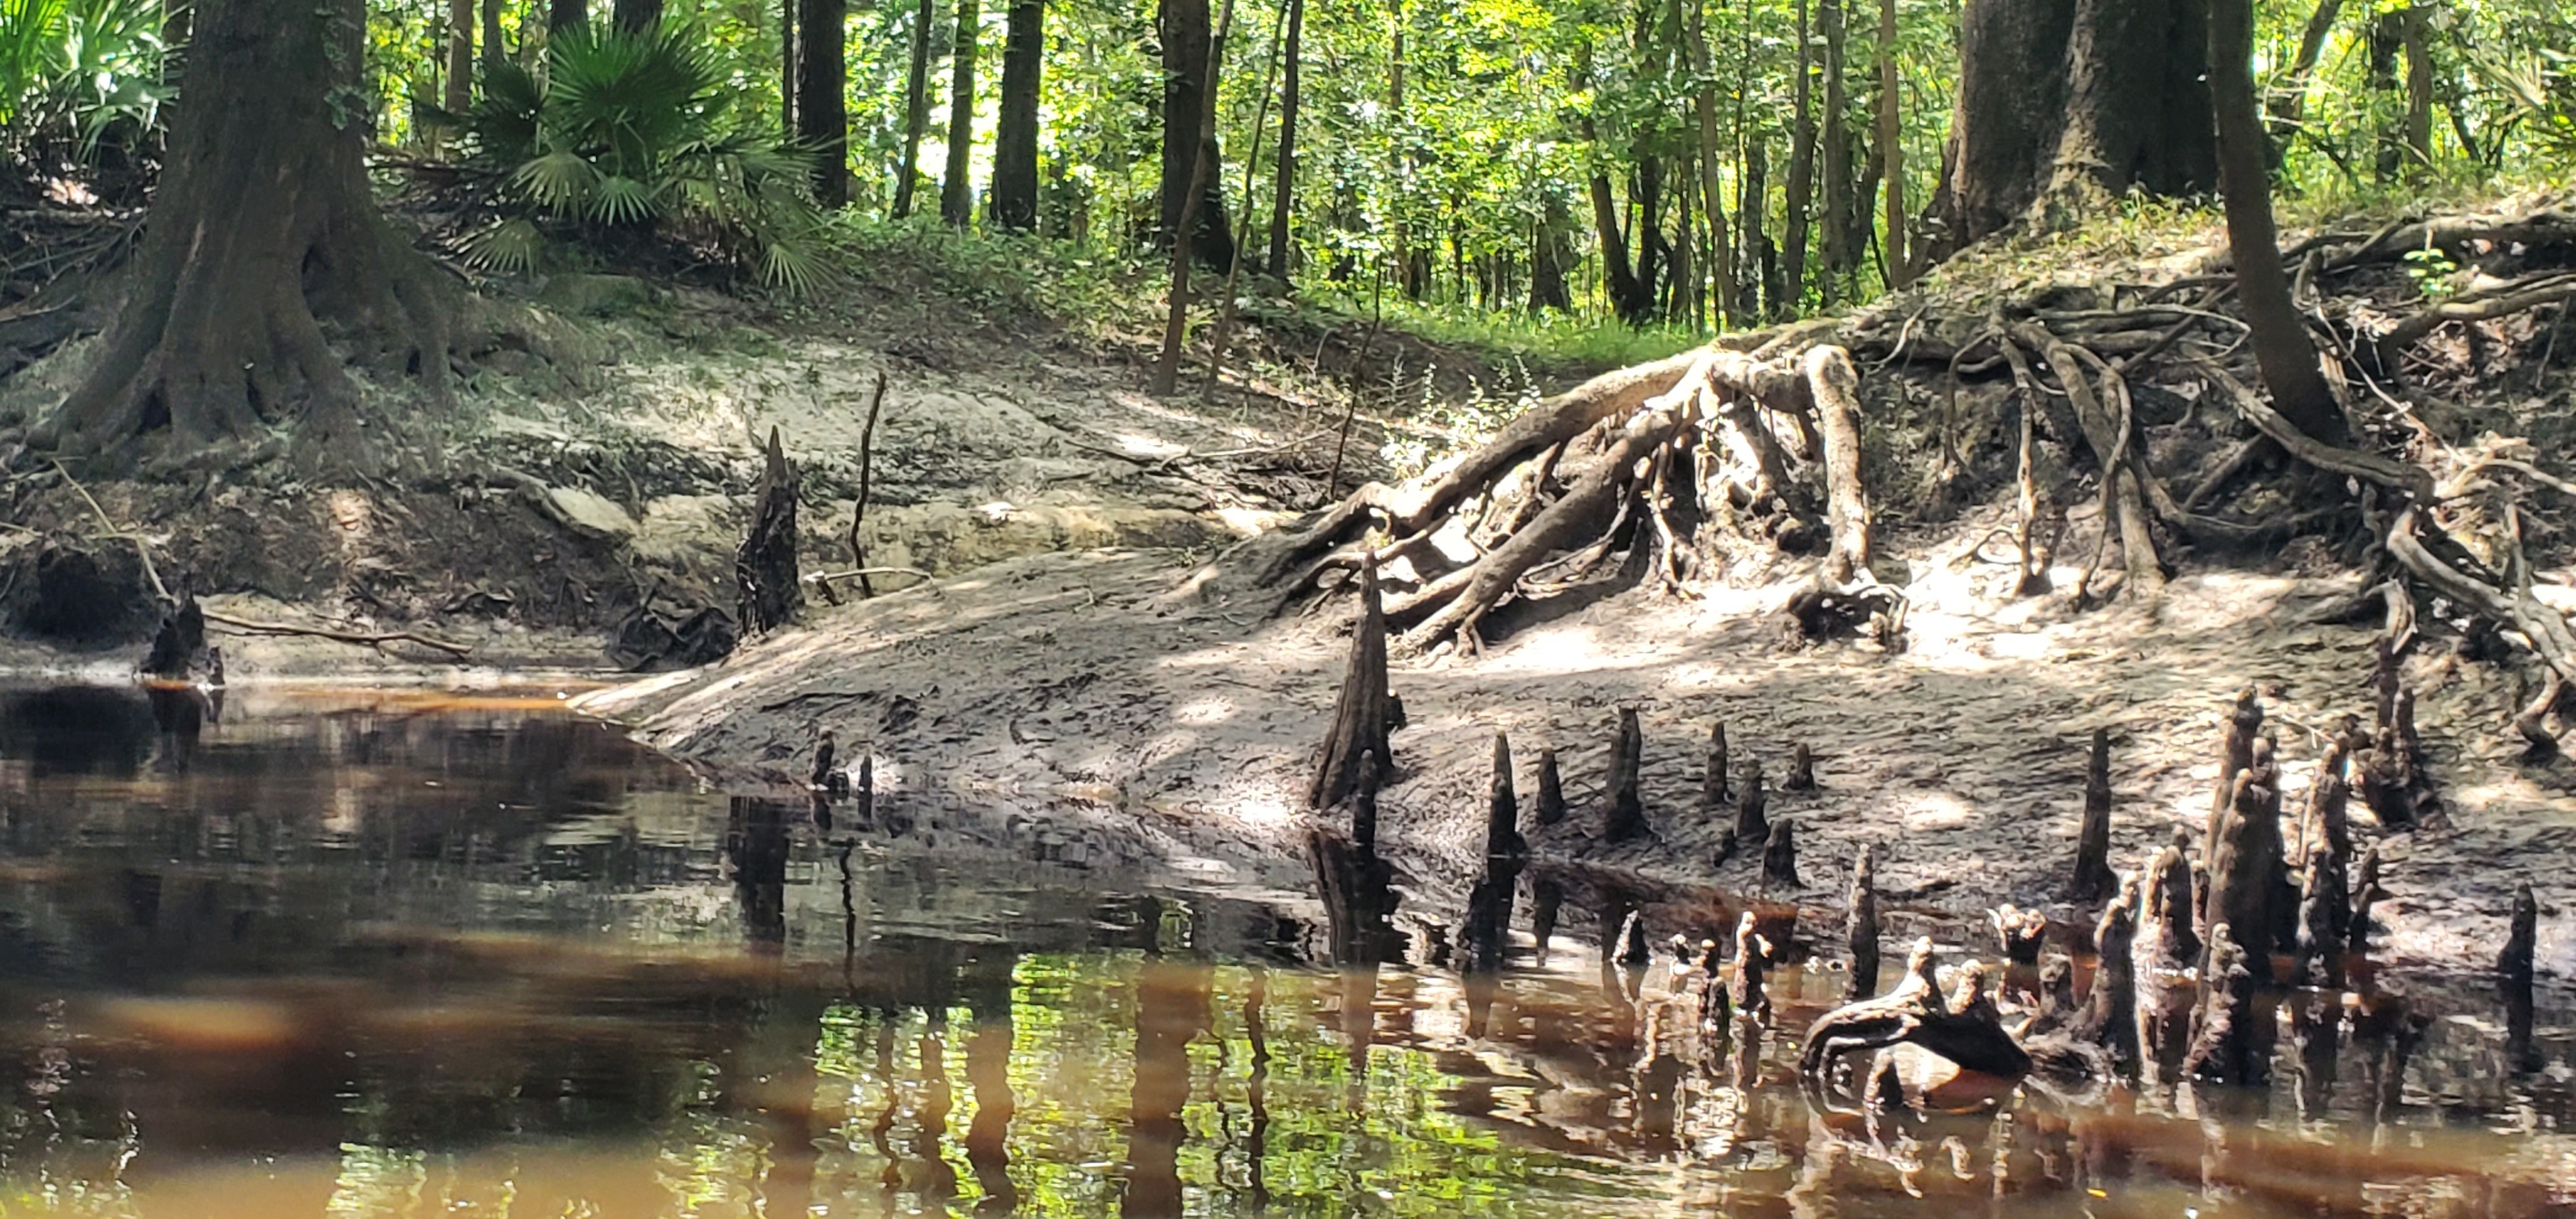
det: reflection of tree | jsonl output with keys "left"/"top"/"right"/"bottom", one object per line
{"left": 726, "top": 797, "right": 792, "bottom": 949}
{"left": 1122, "top": 950, "right": 1211, "bottom": 1218}
{"left": 963, "top": 951, "right": 1018, "bottom": 1215}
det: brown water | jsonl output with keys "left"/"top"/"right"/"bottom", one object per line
{"left": 0, "top": 684, "right": 2569, "bottom": 1218}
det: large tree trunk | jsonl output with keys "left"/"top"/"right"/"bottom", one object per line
{"left": 795, "top": 0, "right": 848, "bottom": 205}
{"left": 612, "top": 0, "right": 659, "bottom": 31}
{"left": 1938, "top": 0, "right": 2216, "bottom": 249}
{"left": 988, "top": 0, "right": 1041, "bottom": 229}
{"left": 940, "top": 0, "right": 977, "bottom": 227}
{"left": 46, "top": 0, "right": 452, "bottom": 475}
{"left": 1264, "top": 0, "right": 1303, "bottom": 278}
{"left": 2399, "top": 4, "right": 2432, "bottom": 172}
{"left": 893, "top": 0, "right": 934, "bottom": 218}
{"left": 1158, "top": 0, "right": 1234, "bottom": 267}
{"left": 2209, "top": 0, "right": 2344, "bottom": 443}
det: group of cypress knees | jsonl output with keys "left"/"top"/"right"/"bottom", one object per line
{"left": 1312, "top": 673, "right": 2545, "bottom": 1117}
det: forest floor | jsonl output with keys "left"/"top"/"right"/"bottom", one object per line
{"left": 5, "top": 192, "right": 2575, "bottom": 986}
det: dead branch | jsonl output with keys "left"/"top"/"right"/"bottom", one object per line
{"left": 203, "top": 610, "right": 473, "bottom": 659}
{"left": 846, "top": 371, "right": 890, "bottom": 599}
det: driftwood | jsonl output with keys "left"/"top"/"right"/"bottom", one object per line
{"left": 1309, "top": 559, "right": 1396, "bottom": 809}
{"left": 2072, "top": 727, "right": 2115, "bottom": 902}
{"left": 203, "top": 608, "right": 473, "bottom": 659}
{"left": 1846, "top": 844, "right": 1880, "bottom": 1000}
{"left": 1604, "top": 707, "right": 1648, "bottom": 843}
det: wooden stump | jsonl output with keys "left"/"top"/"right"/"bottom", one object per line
{"left": 1533, "top": 748, "right": 1566, "bottom": 827}
{"left": 1603, "top": 707, "right": 1648, "bottom": 843}
{"left": 1761, "top": 819, "right": 1799, "bottom": 887}
{"left": 735, "top": 425, "right": 804, "bottom": 634}
{"left": 1845, "top": 844, "right": 1880, "bottom": 1000}
{"left": 1483, "top": 732, "right": 1524, "bottom": 864}
{"left": 2071, "top": 727, "right": 2116, "bottom": 903}
{"left": 1783, "top": 742, "right": 1816, "bottom": 792}
{"left": 2499, "top": 882, "right": 2538, "bottom": 986}
{"left": 1700, "top": 721, "right": 1730, "bottom": 810}
{"left": 1310, "top": 558, "right": 1397, "bottom": 809}
{"left": 1733, "top": 757, "right": 1768, "bottom": 845}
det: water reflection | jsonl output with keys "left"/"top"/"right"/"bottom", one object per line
{"left": 0, "top": 684, "right": 2569, "bottom": 1218}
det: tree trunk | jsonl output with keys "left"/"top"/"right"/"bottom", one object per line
{"left": 1264, "top": 0, "right": 1303, "bottom": 278}
{"left": 1529, "top": 190, "right": 1572, "bottom": 312}
{"left": 445, "top": 0, "right": 474, "bottom": 114}
{"left": 1819, "top": 0, "right": 1850, "bottom": 305}
{"left": 2209, "top": 0, "right": 2345, "bottom": 443}
{"left": 550, "top": 0, "right": 583, "bottom": 32}
{"left": 1876, "top": 0, "right": 1906, "bottom": 286}
{"left": 480, "top": 0, "right": 503, "bottom": 66}
{"left": 2263, "top": 0, "right": 2343, "bottom": 160}
{"left": 1158, "top": 0, "right": 1235, "bottom": 266}
{"left": 1938, "top": 0, "right": 2217, "bottom": 249}
{"left": 1782, "top": 0, "right": 1815, "bottom": 312}
{"left": 47, "top": 0, "right": 452, "bottom": 475}
{"left": 1741, "top": 137, "right": 1771, "bottom": 319}
{"left": 2400, "top": 4, "right": 2432, "bottom": 172}
{"left": 940, "top": 0, "right": 977, "bottom": 227}
{"left": 988, "top": 0, "right": 1041, "bottom": 228}
{"left": 612, "top": 0, "right": 658, "bottom": 31}
{"left": 795, "top": 0, "right": 848, "bottom": 205}
{"left": 893, "top": 0, "right": 935, "bottom": 218}
{"left": 1687, "top": 0, "right": 1735, "bottom": 326}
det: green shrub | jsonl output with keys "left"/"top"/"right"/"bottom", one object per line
{"left": 426, "top": 21, "right": 825, "bottom": 292}
{"left": 0, "top": 0, "right": 169, "bottom": 166}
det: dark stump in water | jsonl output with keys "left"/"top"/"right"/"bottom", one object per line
{"left": 735, "top": 425, "right": 804, "bottom": 636}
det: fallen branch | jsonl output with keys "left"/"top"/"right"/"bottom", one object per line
{"left": 2376, "top": 274, "right": 2576, "bottom": 369}
{"left": 51, "top": 459, "right": 169, "bottom": 602}
{"left": 845, "top": 371, "right": 891, "bottom": 600}
{"left": 203, "top": 610, "right": 474, "bottom": 659}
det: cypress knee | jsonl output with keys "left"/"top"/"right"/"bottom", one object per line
{"left": 2499, "top": 882, "right": 2537, "bottom": 987}
{"left": 1733, "top": 757, "right": 1769, "bottom": 844}
{"left": 1534, "top": 748, "right": 1567, "bottom": 827}
{"left": 1604, "top": 707, "right": 1648, "bottom": 843}
{"left": 1701, "top": 721, "right": 1731, "bottom": 810}
{"left": 1845, "top": 843, "right": 1880, "bottom": 999}
{"left": 1784, "top": 742, "right": 1816, "bottom": 792}
{"left": 1310, "top": 556, "right": 1395, "bottom": 809}
{"left": 1762, "top": 819, "right": 1800, "bottom": 887}
{"left": 1483, "top": 733, "right": 1524, "bottom": 864}
{"left": 2073, "top": 726, "right": 2115, "bottom": 902}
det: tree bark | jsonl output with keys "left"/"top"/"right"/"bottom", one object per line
{"left": 612, "top": 0, "right": 659, "bottom": 31}
{"left": 940, "top": 0, "right": 978, "bottom": 227}
{"left": 988, "top": 0, "right": 1041, "bottom": 229}
{"left": 1264, "top": 0, "right": 1303, "bottom": 279}
{"left": 2209, "top": 0, "right": 2345, "bottom": 441}
{"left": 795, "top": 0, "right": 848, "bottom": 205}
{"left": 1782, "top": 0, "right": 1815, "bottom": 311}
{"left": 2400, "top": 4, "right": 2432, "bottom": 172}
{"left": 480, "top": 0, "right": 503, "bottom": 66}
{"left": 1876, "top": 0, "right": 1906, "bottom": 286}
{"left": 551, "top": 0, "right": 583, "bottom": 33}
{"left": 1937, "top": 0, "right": 2216, "bottom": 249}
{"left": 1529, "top": 190, "right": 1572, "bottom": 312}
{"left": 893, "top": 0, "right": 935, "bottom": 218}
{"left": 1158, "top": 0, "right": 1234, "bottom": 266}
{"left": 47, "top": 0, "right": 452, "bottom": 475}
{"left": 1820, "top": 0, "right": 1850, "bottom": 305}
{"left": 445, "top": 0, "right": 474, "bottom": 115}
